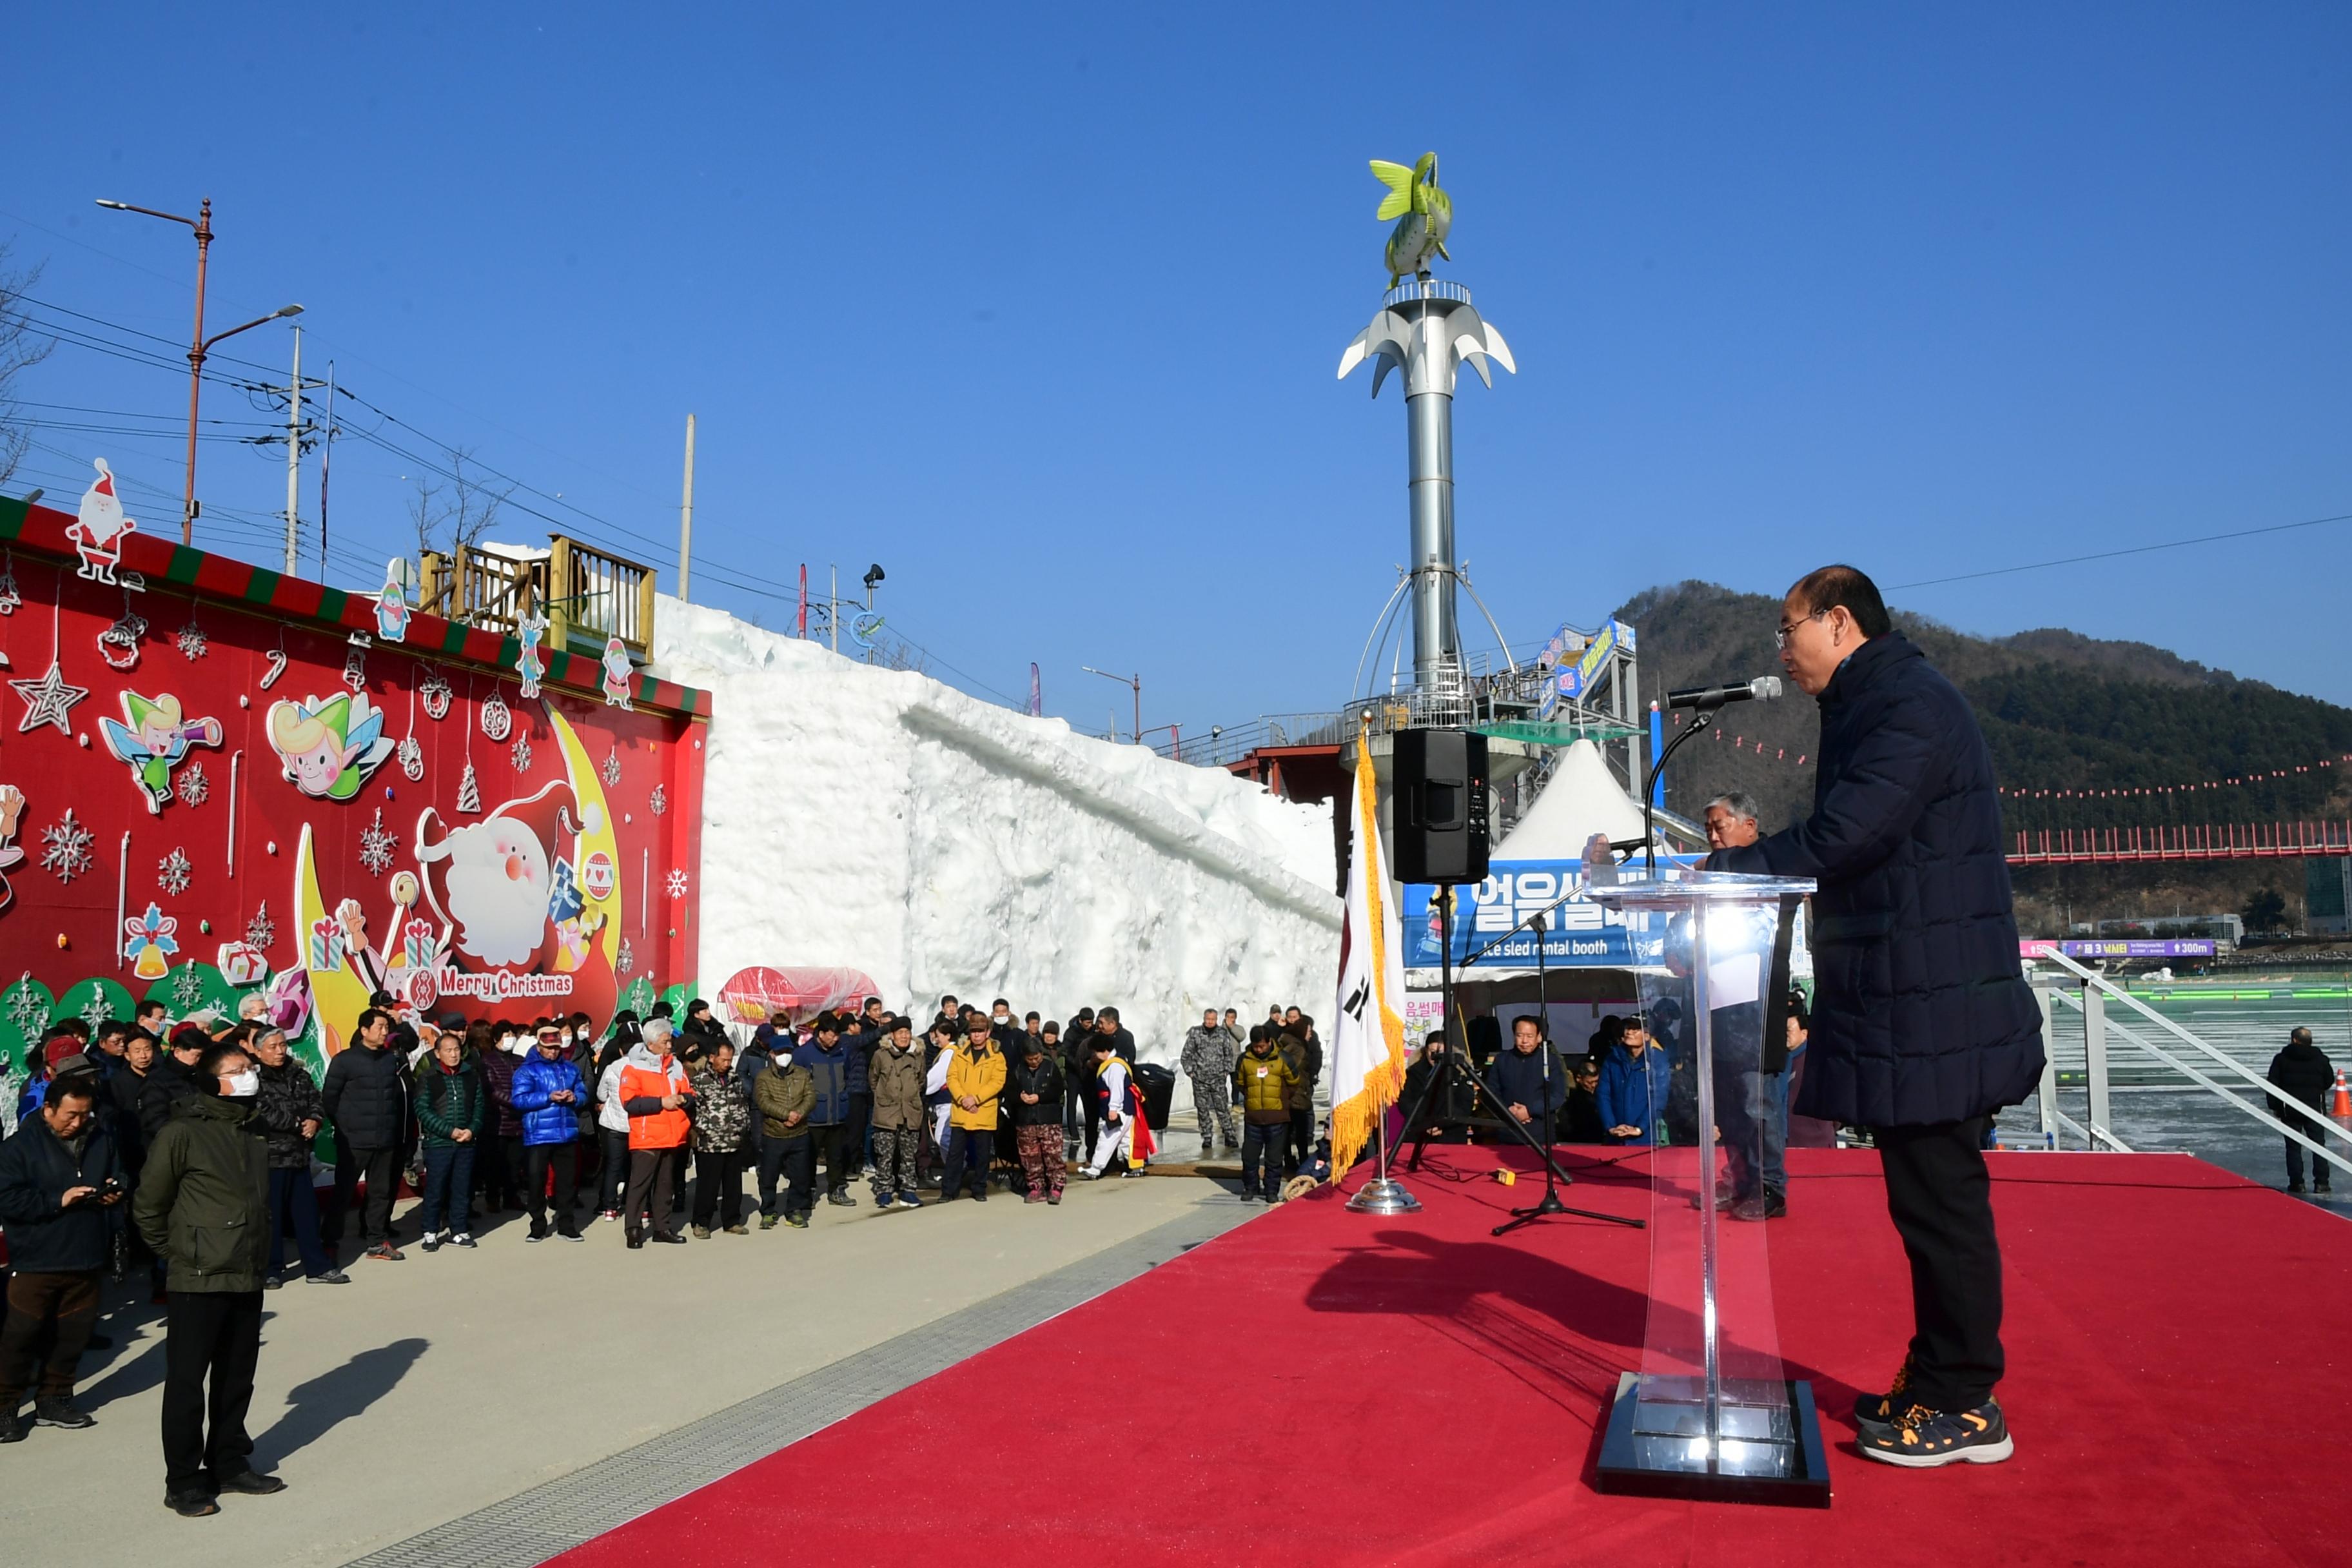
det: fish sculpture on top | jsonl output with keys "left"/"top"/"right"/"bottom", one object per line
{"left": 1370, "top": 152, "right": 1453, "bottom": 288}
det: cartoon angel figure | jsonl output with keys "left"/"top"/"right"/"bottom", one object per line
{"left": 0, "top": 784, "right": 24, "bottom": 914}
{"left": 97, "top": 691, "right": 223, "bottom": 814}
{"left": 266, "top": 691, "right": 396, "bottom": 801}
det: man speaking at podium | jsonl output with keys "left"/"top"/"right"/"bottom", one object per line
{"left": 1705, "top": 564, "right": 2044, "bottom": 1469}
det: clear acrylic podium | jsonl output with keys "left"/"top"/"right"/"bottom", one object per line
{"left": 1585, "top": 869, "right": 1830, "bottom": 1505}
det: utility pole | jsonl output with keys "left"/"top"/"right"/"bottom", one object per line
{"left": 281, "top": 327, "right": 302, "bottom": 574}
{"left": 676, "top": 413, "right": 696, "bottom": 601}
{"left": 317, "top": 360, "right": 335, "bottom": 579}
{"left": 830, "top": 563, "right": 839, "bottom": 653}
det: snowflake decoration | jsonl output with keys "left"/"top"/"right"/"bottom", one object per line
{"left": 40, "top": 810, "right": 94, "bottom": 883}
{"left": 616, "top": 937, "right": 633, "bottom": 975}
{"left": 158, "top": 846, "right": 192, "bottom": 896}
{"left": 176, "top": 620, "right": 208, "bottom": 660}
{"left": 511, "top": 734, "right": 533, "bottom": 774}
{"left": 666, "top": 868, "right": 689, "bottom": 899}
{"left": 419, "top": 669, "right": 452, "bottom": 720}
{"left": 601, "top": 747, "right": 622, "bottom": 787}
{"left": 172, "top": 963, "right": 206, "bottom": 1008}
{"left": 80, "top": 993, "right": 114, "bottom": 1031}
{"left": 5, "top": 978, "right": 45, "bottom": 1034}
{"left": 358, "top": 807, "right": 397, "bottom": 877}
{"left": 177, "top": 762, "right": 210, "bottom": 807}
{"left": 649, "top": 783, "right": 667, "bottom": 816}
{"left": 480, "top": 694, "right": 512, "bottom": 742}
{"left": 245, "top": 903, "right": 276, "bottom": 952}
{"left": 456, "top": 761, "right": 482, "bottom": 814}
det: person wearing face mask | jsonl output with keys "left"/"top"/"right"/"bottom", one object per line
{"left": 133, "top": 1040, "right": 283, "bottom": 1515}
{"left": 470, "top": 1021, "right": 527, "bottom": 1220}
{"left": 248, "top": 1028, "right": 344, "bottom": 1287}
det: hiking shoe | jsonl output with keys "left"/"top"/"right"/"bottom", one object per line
{"left": 1047, "top": 1192, "right": 1062, "bottom": 1205}
{"left": 308, "top": 1269, "right": 351, "bottom": 1284}
{"left": 1854, "top": 1353, "right": 1916, "bottom": 1428}
{"left": 215, "top": 1469, "right": 286, "bottom": 1494}
{"left": 1729, "top": 1193, "right": 1788, "bottom": 1221}
{"left": 785, "top": 1213, "right": 810, "bottom": 1229}
{"left": 166, "top": 1487, "right": 219, "bottom": 1517}
{"left": 691, "top": 1224, "right": 712, "bottom": 1239}
{"left": 2290, "top": 1180, "right": 2308, "bottom": 1193}
{"left": 827, "top": 1191, "right": 858, "bottom": 1208}
{"left": 1857, "top": 1401, "right": 2014, "bottom": 1467}
{"left": 760, "top": 1214, "right": 779, "bottom": 1230}
{"left": 723, "top": 1224, "right": 750, "bottom": 1235}
{"left": 366, "top": 1243, "right": 405, "bottom": 1262}
{"left": 0, "top": 1410, "right": 26, "bottom": 1443}
{"left": 33, "top": 1396, "right": 93, "bottom": 1429}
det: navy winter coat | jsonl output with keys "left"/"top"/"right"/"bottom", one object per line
{"left": 321, "top": 1041, "right": 411, "bottom": 1151}
{"left": 1710, "top": 632, "right": 2044, "bottom": 1127}
{"left": 1485, "top": 1044, "right": 1570, "bottom": 1120}
{"left": 792, "top": 1039, "right": 851, "bottom": 1126}
{"left": 511, "top": 1053, "right": 590, "bottom": 1146}
{"left": 0, "top": 1111, "right": 121, "bottom": 1274}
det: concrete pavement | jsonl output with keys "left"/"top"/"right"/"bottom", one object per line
{"left": 0, "top": 1169, "right": 1257, "bottom": 1566}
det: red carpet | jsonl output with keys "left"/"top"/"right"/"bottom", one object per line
{"left": 553, "top": 1148, "right": 2352, "bottom": 1567}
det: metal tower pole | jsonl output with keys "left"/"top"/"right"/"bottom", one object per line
{"left": 282, "top": 326, "right": 302, "bottom": 575}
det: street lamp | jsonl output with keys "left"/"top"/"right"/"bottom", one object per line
{"left": 1081, "top": 665, "right": 1141, "bottom": 743}
{"left": 96, "top": 197, "right": 302, "bottom": 546}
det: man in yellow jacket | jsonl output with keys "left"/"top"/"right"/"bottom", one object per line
{"left": 943, "top": 1024, "right": 1006, "bottom": 1202}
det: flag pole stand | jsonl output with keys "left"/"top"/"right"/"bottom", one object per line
{"left": 1348, "top": 1110, "right": 1421, "bottom": 1213}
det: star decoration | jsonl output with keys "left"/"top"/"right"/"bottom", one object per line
{"left": 11, "top": 660, "right": 90, "bottom": 736}
{"left": 159, "top": 846, "right": 193, "bottom": 896}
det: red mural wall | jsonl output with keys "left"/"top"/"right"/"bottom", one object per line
{"left": 0, "top": 480, "right": 705, "bottom": 1079}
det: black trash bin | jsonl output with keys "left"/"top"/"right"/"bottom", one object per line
{"left": 1133, "top": 1063, "right": 1175, "bottom": 1132}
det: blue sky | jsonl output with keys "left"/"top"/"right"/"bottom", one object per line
{"left": 5, "top": 3, "right": 2347, "bottom": 729}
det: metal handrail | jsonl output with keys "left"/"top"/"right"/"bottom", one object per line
{"left": 2039, "top": 950, "right": 2352, "bottom": 1179}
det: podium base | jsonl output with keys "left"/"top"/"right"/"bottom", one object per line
{"left": 1345, "top": 1177, "right": 1424, "bottom": 1215}
{"left": 1594, "top": 1371, "right": 1831, "bottom": 1506}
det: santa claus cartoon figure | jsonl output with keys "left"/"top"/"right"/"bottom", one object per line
{"left": 68, "top": 458, "right": 138, "bottom": 584}
{"left": 600, "top": 636, "right": 634, "bottom": 709}
{"left": 413, "top": 779, "right": 600, "bottom": 971}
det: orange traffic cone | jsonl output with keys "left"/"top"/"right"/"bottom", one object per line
{"left": 2331, "top": 1070, "right": 2351, "bottom": 1124}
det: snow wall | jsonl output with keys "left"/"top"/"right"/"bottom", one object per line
{"left": 651, "top": 596, "right": 1341, "bottom": 1069}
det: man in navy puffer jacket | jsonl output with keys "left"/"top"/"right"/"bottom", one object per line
{"left": 1707, "top": 565, "right": 2043, "bottom": 1470}
{"left": 510, "top": 1024, "right": 589, "bottom": 1242}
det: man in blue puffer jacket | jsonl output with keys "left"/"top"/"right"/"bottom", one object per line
{"left": 1596, "top": 1020, "right": 1672, "bottom": 1146}
{"left": 790, "top": 1017, "right": 856, "bottom": 1207}
{"left": 510, "top": 1023, "right": 589, "bottom": 1242}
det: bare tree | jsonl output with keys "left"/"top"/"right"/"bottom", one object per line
{"left": 409, "top": 447, "right": 509, "bottom": 560}
{"left": 0, "top": 244, "right": 56, "bottom": 488}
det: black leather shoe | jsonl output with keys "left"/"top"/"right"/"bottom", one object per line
{"left": 215, "top": 1469, "right": 286, "bottom": 1494}
{"left": 625, "top": 1230, "right": 645, "bottom": 1250}
{"left": 165, "top": 1488, "right": 219, "bottom": 1516}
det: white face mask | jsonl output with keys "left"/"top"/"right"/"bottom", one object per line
{"left": 560, "top": 1028, "right": 574, "bottom": 1044}
{"left": 224, "top": 1070, "right": 260, "bottom": 1098}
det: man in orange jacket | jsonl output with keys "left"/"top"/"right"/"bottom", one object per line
{"left": 617, "top": 1018, "right": 693, "bottom": 1248}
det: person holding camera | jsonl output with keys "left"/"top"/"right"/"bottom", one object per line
{"left": 0, "top": 1073, "right": 122, "bottom": 1442}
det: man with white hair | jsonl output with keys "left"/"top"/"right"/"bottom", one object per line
{"left": 615, "top": 1018, "right": 692, "bottom": 1248}
{"left": 1704, "top": 791, "right": 1763, "bottom": 851}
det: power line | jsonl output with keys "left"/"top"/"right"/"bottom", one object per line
{"left": 1886, "top": 509, "right": 2352, "bottom": 592}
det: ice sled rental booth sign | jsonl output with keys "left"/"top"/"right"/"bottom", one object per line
{"left": 0, "top": 485, "right": 707, "bottom": 1080}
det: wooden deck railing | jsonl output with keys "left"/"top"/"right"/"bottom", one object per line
{"left": 417, "top": 534, "right": 656, "bottom": 659}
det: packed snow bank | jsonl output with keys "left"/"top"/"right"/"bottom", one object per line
{"left": 652, "top": 596, "right": 1340, "bottom": 1068}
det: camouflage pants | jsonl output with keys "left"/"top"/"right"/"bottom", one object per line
{"left": 1191, "top": 1077, "right": 1235, "bottom": 1150}
{"left": 1015, "top": 1124, "right": 1064, "bottom": 1198}
{"left": 869, "top": 1125, "right": 920, "bottom": 1201}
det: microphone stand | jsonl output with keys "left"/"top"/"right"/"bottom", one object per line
{"left": 1493, "top": 910, "right": 1581, "bottom": 1237}
{"left": 1641, "top": 699, "right": 1731, "bottom": 872}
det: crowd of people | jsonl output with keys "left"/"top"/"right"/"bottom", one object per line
{"left": 0, "top": 986, "right": 1318, "bottom": 1511}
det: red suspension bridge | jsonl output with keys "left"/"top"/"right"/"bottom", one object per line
{"left": 2008, "top": 821, "right": 2352, "bottom": 865}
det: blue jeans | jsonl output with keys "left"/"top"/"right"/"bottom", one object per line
{"left": 1718, "top": 1065, "right": 1787, "bottom": 1200}
{"left": 420, "top": 1142, "right": 477, "bottom": 1236}
{"left": 267, "top": 1167, "right": 331, "bottom": 1279}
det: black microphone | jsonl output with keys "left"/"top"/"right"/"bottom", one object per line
{"left": 1666, "top": 675, "right": 1783, "bottom": 709}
